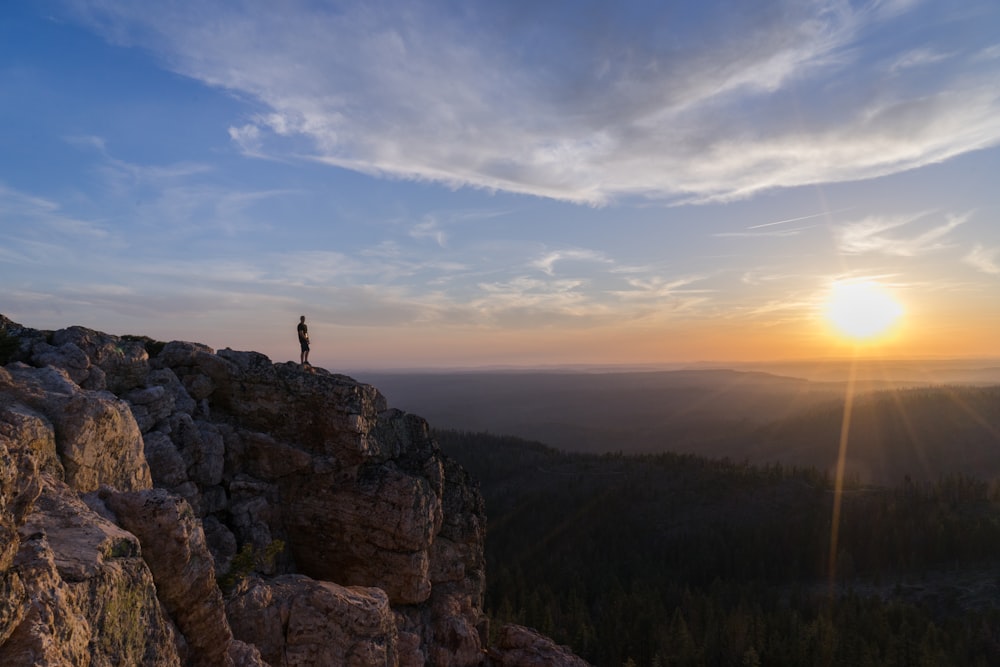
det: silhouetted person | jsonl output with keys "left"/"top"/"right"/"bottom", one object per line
{"left": 297, "top": 315, "right": 310, "bottom": 365}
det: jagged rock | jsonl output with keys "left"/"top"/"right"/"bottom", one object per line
{"left": 434, "top": 456, "right": 487, "bottom": 597}
{"left": 169, "top": 415, "right": 225, "bottom": 487}
{"left": 1, "top": 478, "right": 183, "bottom": 666}
{"left": 488, "top": 625, "right": 592, "bottom": 667}
{"left": 0, "top": 364, "right": 152, "bottom": 493}
{"left": 0, "top": 567, "right": 25, "bottom": 654}
{"left": 143, "top": 430, "right": 189, "bottom": 488}
{"left": 2, "top": 531, "right": 94, "bottom": 665}
{"left": 30, "top": 341, "right": 92, "bottom": 386}
{"left": 2, "top": 315, "right": 577, "bottom": 666}
{"left": 126, "top": 383, "right": 176, "bottom": 433}
{"left": 178, "top": 350, "right": 449, "bottom": 605}
{"left": 147, "top": 367, "right": 198, "bottom": 418}
{"left": 50, "top": 326, "right": 150, "bottom": 394}
{"left": 403, "top": 455, "right": 488, "bottom": 666}
{"left": 227, "top": 473, "right": 284, "bottom": 567}
{"left": 226, "top": 574, "right": 397, "bottom": 667}
{"left": 228, "top": 638, "right": 269, "bottom": 666}
{"left": 427, "top": 588, "right": 486, "bottom": 666}
{"left": 203, "top": 350, "right": 388, "bottom": 463}
{"left": 202, "top": 515, "right": 238, "bottom": 571}
{"left": 200, "top": 484, "right": 228, "bottom": 515}
{"left": 282, "top": 455, "right": 443, "bottom": 604}
{"left": 0, "top": 399, "right": 52, "bottom": 516}
{"left": 101, "top": 487, "right": 235, "bottom": 667}
{"left": 224, "top": 429, "right": 313, "bottom": 481}
{"left": 0, "top": 315, "right": 37, "bottom": 365}
{"left": 0, "top": 409, "right": 43, "bottom": 649}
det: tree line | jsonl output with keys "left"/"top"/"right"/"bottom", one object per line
{"left": 436, "top": 429, "right": 1000, "bottom": 666}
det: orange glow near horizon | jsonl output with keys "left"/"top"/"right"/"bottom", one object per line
{"left": 127, "top": 287, "right": 999, "bottom": 371}
{"left": 299, "top": 303, "right": 1000, "bottom": 370}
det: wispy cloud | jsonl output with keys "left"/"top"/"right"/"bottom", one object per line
{"left": 964, "top": 244, "right": 1000, "bottom": 275}
{"left": 409, "top": 215, "right": 449, "bottom": 247}
{"left": 0, "top": 184, "right": 111, "bottom": 243}
{"left": 57, "top": 139, "right": 300, "bottom": 240}
{"left": 887, "top": 47, "right": 954, "bottom": 74}
{"left": 469, "top": 276, "right": 603, "bottom": 327}
{"left": 975, "top": 44, "right": 1000, "bottom": 62}
{"left": 741, "top": 271, "right": 801, "bottom": 286}
{"left": 533, "top": 249, "right": 611, "bottom": 276}
{"left": 613, "top": 274, "right": 710, "bottom": 300}
{"left": 61, "top": 0, "right": 1000, "bottom": 204}
{"left": 604, "top": 274, "right": 714, "bottom": 319}
{"left": 836, "top": 211, "right": 969, "bottom": 256}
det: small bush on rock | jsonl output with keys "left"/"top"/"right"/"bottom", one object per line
{"left": 220, "top": 539, "right": 285, "bottom": 592}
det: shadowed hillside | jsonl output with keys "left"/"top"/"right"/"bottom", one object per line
{"left": 360, "top": 371, "right": 1000, "bottom": 485}
{"left": 743, "top": 385, "right": 1000, "bottom": 484}
{"left": 357, "top": 370, "right": 845, "bottom": 455}
{"left": 438, "top": 430, "right": 1000, "bottom": 666}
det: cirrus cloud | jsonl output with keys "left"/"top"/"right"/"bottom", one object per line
{"left": 60, "top": 0, "right": 1000, "bottom": 205}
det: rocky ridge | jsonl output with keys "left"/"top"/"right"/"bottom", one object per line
{"left": 0, "top": 315, "right": 588, "bottom": 666}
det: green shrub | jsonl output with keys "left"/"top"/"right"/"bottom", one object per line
{"left": 219, "top": 539, "right": 285, "bottom": 592}
{"left": 0, "top": 327, "right": 21, "bottom": 365}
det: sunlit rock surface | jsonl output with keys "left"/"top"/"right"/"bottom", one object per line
{"left": 0, "top": 313, "right": 588, "bottom": 666}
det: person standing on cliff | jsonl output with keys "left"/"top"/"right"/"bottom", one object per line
{"left": 297, "top": 315, "right": 310, "bottom": 366}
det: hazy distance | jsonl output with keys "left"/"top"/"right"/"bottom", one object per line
{"left": 356, "top": 358, "right": 1000, "bottom": 485}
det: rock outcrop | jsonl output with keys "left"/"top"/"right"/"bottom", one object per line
{"left": 226, "top": 575, "right": 397, "bottom": 666}
{"left": 487, "top": 626, "right": 591, "bottom": 667}
{"left": 0, "top": 315, "right": 589, "bottom": 666}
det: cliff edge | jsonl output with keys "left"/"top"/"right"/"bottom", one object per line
{"left": 0, "top": 315, "right": 587, "bottom": 666}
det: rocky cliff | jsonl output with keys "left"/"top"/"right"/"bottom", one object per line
{"left": 0, "top": 315, "right": 588, "bottom": 666}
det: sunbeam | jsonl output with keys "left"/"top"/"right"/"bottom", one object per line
{"left": 828, "top": 354, "right": 858, "bottom": 594}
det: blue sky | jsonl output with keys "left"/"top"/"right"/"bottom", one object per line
{"left": 2, "top": 1, "right": 1000, "bottom": 369}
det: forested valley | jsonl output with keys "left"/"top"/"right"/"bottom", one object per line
{"left": 437, "top": 430, "right": 1000, "bottom": 666}
{"left": 365, "top": 371, "right": 1000, "bottom": 485}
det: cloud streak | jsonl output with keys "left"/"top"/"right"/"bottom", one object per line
{"left": 835, "top": 212, "right": 970, "bottom": 257}
{"left": 964, "top": 244, "right": 1000, "bottom": 275}
{"left": 61, "top": 0, "right": 1000, "bottom": 204}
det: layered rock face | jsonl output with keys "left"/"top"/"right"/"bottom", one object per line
{"left": 0, "top": 315, "right": 586, "bottom": 666}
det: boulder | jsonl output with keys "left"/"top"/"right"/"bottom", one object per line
{"left": 281, "top": 458, "right": 442, "bottom": 604}
{"left": 125, "top": 383, "right": 176, "bottom": 433}
{"left": 488, "top": 625, "right": 592, "bottom": 667}
{"left": 50, "top": 326, "right": 150, "bottom": 394}
{"left": 30, "top": 341, "right": 92, "bottom": 386}
{"left": 0, "top": 410, "right": 43, "bottom": 649}
{"left": 0, "top": 364, "right": 152, "bottom": 493}
{"left": 101, "top": 487, "right": 235, "bottom": 667}
{"left": 226, "top": 574, "right": 397, "bottom": 667}
{"left": 194, "top": 350, "right": 388, "bottom": 464}
{"left": 0, "top": 478, "right": 182, "bottom": 666}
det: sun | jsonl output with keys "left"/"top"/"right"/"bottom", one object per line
{"left": 824, "top": 280, "right": 904, "bottom": 341}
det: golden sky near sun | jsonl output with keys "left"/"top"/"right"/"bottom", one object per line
{"left": 823, "top": 281, "right": 905, "bottom": 342}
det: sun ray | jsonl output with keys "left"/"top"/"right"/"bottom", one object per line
{"left": 828, "top": 355, "right": 858, "bottom": 594}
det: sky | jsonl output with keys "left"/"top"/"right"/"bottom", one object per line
{"left": 2, "top": 0, "right": 1000, "bottom": 371}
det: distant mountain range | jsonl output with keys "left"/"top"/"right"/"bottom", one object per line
{"left": 357, "top": 366, "right": 1000, "bottom": 484}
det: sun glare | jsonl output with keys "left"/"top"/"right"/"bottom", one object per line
{"left": 824, "top": 280, "right": 904, "bottom": 341}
